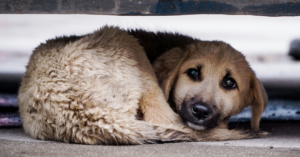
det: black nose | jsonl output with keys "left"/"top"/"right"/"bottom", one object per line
{"left": 191, "top": 104, "right": 212, "bottom": 120}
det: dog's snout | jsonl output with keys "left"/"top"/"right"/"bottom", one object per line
{"left": 191, "top": 104, "right": 212, "bottom": 120}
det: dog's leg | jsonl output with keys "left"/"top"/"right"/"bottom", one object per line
{"left": 193, "top": 128, "right": 267, "bottom": 141}
{"left": 132, "top": 50, "right": 183, "bottom": 127}
{"left": 139, "top": 81, "right": 181, "bottom": 125}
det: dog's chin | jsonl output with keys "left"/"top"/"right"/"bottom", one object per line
{"left": 186, "top": 122, "right": 206, "bottom": 131}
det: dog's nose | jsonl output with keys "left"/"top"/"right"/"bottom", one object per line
{"left": 191, "top": 104, "right": 212, "bottom": 120}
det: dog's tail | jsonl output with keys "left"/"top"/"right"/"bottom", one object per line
{"left": 63, "top": 121, "right": 267, "bottom": 145}
{"left": 26, "top": 117, "right": 266, "bottom": 145}
{"left": 57, "top": 121, "right": 196, "bottom": 145}
{"left": 23, "top": 111, "right": 265, "bottom": 145}
{"left": 151, "top": 125, "right": 267, "bottom": 143}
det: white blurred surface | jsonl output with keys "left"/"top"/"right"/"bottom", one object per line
{"left": 0, "top": 14, "right": 300, "bottom": 81}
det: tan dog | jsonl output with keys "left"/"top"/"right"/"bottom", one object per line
{"left": 18, "top": 26, "right": 267, "bottom": 145}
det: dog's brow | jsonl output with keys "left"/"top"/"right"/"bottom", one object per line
{"left": 197, "top": 65, "right": 202, "bottom": 71}
{"left": 225, "top": 69, "right": 231, "bottom": 78}
{"left": 197, "top": 65, "right": 203, "bottom": 81}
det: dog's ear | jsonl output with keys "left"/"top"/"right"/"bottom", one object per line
{"left": 153, "top": 45, "right": 195, "bottom": 101}
{"left": 249, "top": 72, "right": 268, "bottom": 131}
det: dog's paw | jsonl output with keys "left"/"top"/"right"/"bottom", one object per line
{"left": 242, "top": 130, "right": 269, "bottom": 138}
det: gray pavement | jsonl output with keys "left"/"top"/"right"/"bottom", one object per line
{"left": 1, "top": 122, "right": 300, "bottom": 157}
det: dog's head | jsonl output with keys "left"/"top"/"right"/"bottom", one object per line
{"left": 153, "top": 41, "right": 268, "bottom": 131}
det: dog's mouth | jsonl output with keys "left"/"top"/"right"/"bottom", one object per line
{"left": 186, "top": 121, "right": 207, "bottom": 131}
{"left": 178, "top": 101, "right": 221, "bottom": 131}
{"left": 181, "top": 115, "right": 220, "bottom": 131}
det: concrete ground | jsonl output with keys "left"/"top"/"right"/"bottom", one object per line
{"left": 1, "top": 122, "right": 300, "bottom": 157}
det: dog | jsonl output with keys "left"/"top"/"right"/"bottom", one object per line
{"left": 18, "top": 26, "right": 268, "bottom": 145}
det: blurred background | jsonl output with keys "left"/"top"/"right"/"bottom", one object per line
{"left": 1, "top": 15, "right": 300, "bottom": 82}
{"left": 0, "top": 14, "right": 300, "bottom": 126}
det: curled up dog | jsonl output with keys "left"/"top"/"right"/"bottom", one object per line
{"left": 18, "top": 26, "right": 268, "bottom": 145}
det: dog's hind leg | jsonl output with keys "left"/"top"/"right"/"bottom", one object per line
{"left": 139, "top": 83, "right": 182, "bottom": 126}
{"left": 64, "top": 121, "right": 196, "bottom": 145}
{"left": 132, "top": 53, "right": 180, "bottom": 126}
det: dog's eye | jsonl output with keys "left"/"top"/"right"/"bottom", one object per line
{"left": 186, "top": 68, "right": 199, "bottom": 80}
{"left": 223, "top": 77, "right": 237, "bottom": 89}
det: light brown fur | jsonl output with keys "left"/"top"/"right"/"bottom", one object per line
{"left": 18, "top": 26, "right": 267, "bottom": 145}
{"left": 153, "top": 42, "right": 268, "bottom": 132}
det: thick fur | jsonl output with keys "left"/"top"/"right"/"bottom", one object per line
{"left": 18, "top": 26, "right": 267, "bottom": 145}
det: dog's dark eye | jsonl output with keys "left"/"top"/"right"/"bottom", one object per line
{"left": 223, "top": 77, "right": 237, "bottom": 89}
{"left": 186, "top": 68, "right": 199, "bottom": 80}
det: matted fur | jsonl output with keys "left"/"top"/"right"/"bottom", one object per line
{"left": 18, "top": 26, "right": 267, "bottom": 145}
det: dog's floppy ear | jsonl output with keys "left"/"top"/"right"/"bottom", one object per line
{"left": 153, "top": 45, "right": 195, "bottom": 101}
{"left": 249, "top": 72, "right": 268, "bottom": 131}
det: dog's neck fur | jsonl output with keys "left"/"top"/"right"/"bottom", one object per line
{"left": 128, "top": 29, "right": 196, "bottom": 63}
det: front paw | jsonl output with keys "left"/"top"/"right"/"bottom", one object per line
{"left": 243, "top": 130, "right": 268, "bottom": 138}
